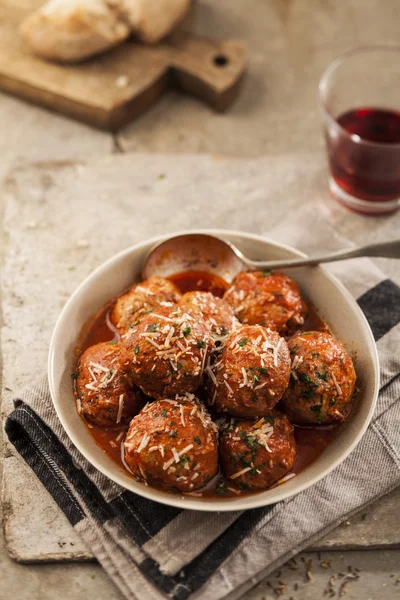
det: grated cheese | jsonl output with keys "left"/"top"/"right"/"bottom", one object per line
{"left": 206, "top": 365, "right": 217, "bottom": 385}
{"left": 178, "top": 444, "right": 193, "bottom": 457}
{"left": 89, "top": 361, "right": 109, "bottom": 373}
{"left": 240, "top": 367, "right": 248, "bottom": 388}
{"left": 200, "top": 344, "right": 208, "bottom": 374}
{"left": 144, "top": 337, "right": 163, "bottom": 350}
{"left": 331, "top": 372, "right": 342, "bottom": 396}
{"left": 116, "top": 394, "right": 125, "bottom": 423}
{"left": 151, "top": 313, "right": 175, "bottom": 323}
{"left": 180, "top": 405, "right": 186, "bottom": 427}
{"left": 254, "top": 382, "right": 267, "bottom": 390}
{"left": 223, "top": 380, "right": 234, "bottom": 396}
{"left": 230, "top": 466, "right": 252, "bottom": 479}
{"left": 278, "top": 473, "right": 296, "bottom": 484}
{"left": 164, "top": 326, "right": 175, "bottom": 348}
{"left": 135, "top": 286, "right": 155, "bottom": 296}
{"left": 137, "top": 433, "right": 150, "bottom": 452}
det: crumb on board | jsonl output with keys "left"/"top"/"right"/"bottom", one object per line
{"left": 116, "top": 75, "right": 130, "bottom": 88}
{"left": 76, "top": 239, "right": 89, "bottom": 248}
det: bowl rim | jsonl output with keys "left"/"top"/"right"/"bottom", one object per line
{"left": 48, "top": 228, "right": 380, "bottom": 512}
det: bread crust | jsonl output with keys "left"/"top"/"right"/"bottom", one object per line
{"left": 20, "top": 0, "right": 191, "bottom": 63}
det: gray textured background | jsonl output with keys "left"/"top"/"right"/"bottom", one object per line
{"left": 1, "top": 0, "right": 400, "bottom": 599}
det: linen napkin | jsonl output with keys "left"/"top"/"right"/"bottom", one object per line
{"left": 5, "top": 206, "right": 400, "bottom": 600}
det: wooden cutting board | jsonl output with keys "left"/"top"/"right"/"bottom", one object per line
{"left": 0, "top": 0, "right": 247, "bottom": 131}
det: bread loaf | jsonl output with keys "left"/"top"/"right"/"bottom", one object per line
{"left": 20, "top": 0, "right": 190, "bottom": 63}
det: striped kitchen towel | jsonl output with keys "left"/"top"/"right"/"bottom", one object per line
{"left": 5, "top": 207, "right": 400, "bottom": 600}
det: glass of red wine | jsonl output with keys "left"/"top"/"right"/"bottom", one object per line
{"left": 319, "top": 46, "right": 400, "bottom": 215}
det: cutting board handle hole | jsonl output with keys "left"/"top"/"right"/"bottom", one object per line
{"left": 213, "top": 54, "right": 229, "bottom": 67}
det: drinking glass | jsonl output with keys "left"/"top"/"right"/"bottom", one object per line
{"left": 319, "top": 46, "right": 400, "bottom": 215}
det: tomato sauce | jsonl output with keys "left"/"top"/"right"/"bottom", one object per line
{"left": 75, "top": 270, "right": 341, "bottom": 499}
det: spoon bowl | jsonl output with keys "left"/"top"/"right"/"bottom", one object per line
{"left": 142, "top": 233, "right": 400, "bottom": 280}
{"left": 142, "top": 233, "right": 244, "bottom": 283}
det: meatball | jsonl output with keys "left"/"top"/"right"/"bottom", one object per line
{"left": 206, "top": 325, "right": 291, "bottom": 418}
{"left": 224, "top": 271, "right": 307, "bottom": 335}
{"left": 124, "top": 397, "right": 218, "bottom": 492}
{"left": 281, "top": 331, "right": 356, "bottom": 424}
{"left": 75, "top": 341, "right": 144, "bottom": 426}
{"left": 219, "top": 411, "right": 296, "bottom": 490}
{"left": 111, "top": 275, "right": 181, "bottom": 334}
{"left": 123, "top": 305, "right": 213, "bottom": 399}
{"left": 179, "top": 291, "right": 238, "bottom": 339}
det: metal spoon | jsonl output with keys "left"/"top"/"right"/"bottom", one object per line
{"left": 142, "top": 233, "right": 400, "bottom": 283}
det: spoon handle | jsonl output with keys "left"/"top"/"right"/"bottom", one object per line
{"left": 246, "top": 239, "right": 400, "bottom": 270}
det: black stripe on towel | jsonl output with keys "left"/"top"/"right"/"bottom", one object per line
{"left": 140, "top": 506, "right": 273, "bottom": 600}
{"left": 357, "top": 279, "right": 400, "bottom": 341}
{"left": 5, "top": 404, "right": 112, "bottom": 525}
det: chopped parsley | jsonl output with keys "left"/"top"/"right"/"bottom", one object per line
{"left": 238, "top": 338, "right": 249, "bottom": 347}
{"left": 71, "top": 371, "right": 80, "bottom": 380}
{"left": 230, "top": 452, "right": 238, "bottom": 464}
{"left": 170, "top": 420, "right": 177, "bottom": 426}
{"left": 316, "top": 370, "right": 328, "bottom": 381}
{"left": 182, "top": 326, "right": 191, "bottom": 337}
{"left": 329, "top": 398, "right": 337, "bottom": 407}
{"left": 290, "top": 344, "right": 298, "bottom": 354}
{"left": 257, "top": 367, "right": 268, "bottom": 375}
{"left": 194, "top": 436, "right": 202, "bottom": 445}
{"left": 238, "top": 452, "right": 251, "bottom": 467}
{"left": 216, "top": 482, "right": 227, "bottom": 495}
{"left": 265, "top": 415, "right": 275, "bottom": 425}
{"left": 250, "top": 467, "right": 259, "bottom": 475}
{"left": 245, "top": 435, "right": 259, "bottom": 451}
{"left": 258, "top": 270, "right": 272, "bottom": 277}
{"left": 108, "top": 340, "right": 118, "bottom": 345}
{"left": 180, "top": 456, "right": 188, "bottom": 465}
{"left": 239, "top": 432, "right": 258, "bottom": 451}
{"left": 161, "top": 409, "right": 168, "bottom": 417}
{"left": 134, "top": 345, "right": 140, "bottom": 355}
{"left": 310, "top": 404, "right": 323, "bottom": 423}
{"left": 299, "top": 373, "right": 314, "bottom": 385}
{"left": 147, "top": 322, "right": 160, "bottom": 332}
{"left": 197, "top": 340, "right": 206, "bottom": 349}
{"left": 169, "top": 430, "right": 178, "bottom": 438}
{"left": 238, "top": 482, "right": 250, "bottom": 490}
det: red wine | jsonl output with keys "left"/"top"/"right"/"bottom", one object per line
{"left": 326, "top": 107, "right": 400, "bottom": 203}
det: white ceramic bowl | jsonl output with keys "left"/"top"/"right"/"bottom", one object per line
{"left": 48, "top": 230, "right": 379, "bottom": 511}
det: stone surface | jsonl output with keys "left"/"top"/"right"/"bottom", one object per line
{"left": 0, "top": 0, "right": 400, "bottom": 598}
{"left": 1, "top": 153, "right": 399, "bottom": 566}
{"left": 247, "top": 550, "right": 400, "bottom": 600}
{"left": 117, "top": 0, "right": 400, "bottom": 158}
